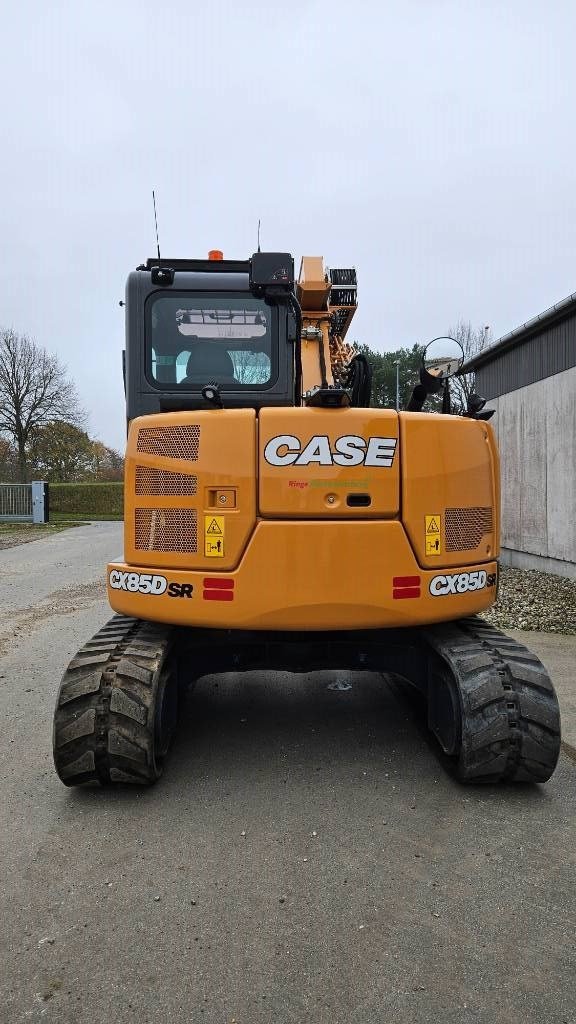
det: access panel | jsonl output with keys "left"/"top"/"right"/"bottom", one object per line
{"left": 124, "top": 409, "right": 256, "bottom": 570}
{"left": 258, "top": 407, "right": 400, "bottom": 518}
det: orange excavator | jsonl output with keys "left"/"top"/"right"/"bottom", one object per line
{"left": 53, "top": 251, "right": 561, "bottom": 786}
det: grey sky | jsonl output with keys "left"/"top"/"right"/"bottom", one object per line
{"left": 1, "top": 0, "right": 575, "bottom": 451}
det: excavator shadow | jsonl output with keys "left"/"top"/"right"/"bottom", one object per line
{"left": 160, "top": 669, "right": 551, "bottom": 800}
{"left": 175, "top": 669, "right": 417, "bottom": 773}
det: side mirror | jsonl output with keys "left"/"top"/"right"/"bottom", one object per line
{"left": 420, "top": 336, "right": 464, "bottom": 392}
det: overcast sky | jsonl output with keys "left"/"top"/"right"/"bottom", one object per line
{"left": 1, "top": 0, "right": 575, "bottom": 451}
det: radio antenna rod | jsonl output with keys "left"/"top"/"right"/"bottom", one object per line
{"left": 257, "top": 218, "right": 261, "bottom": 253}
{"left": 152, "top": 190, "right": 161, "bottom": 259}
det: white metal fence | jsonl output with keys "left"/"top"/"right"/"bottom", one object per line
{"left": 0, "top": 482, "right": 48, "bottom": 523}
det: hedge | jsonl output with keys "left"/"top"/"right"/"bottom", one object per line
{"left": 49, "top": 482, "right": 124, "bottom": 519}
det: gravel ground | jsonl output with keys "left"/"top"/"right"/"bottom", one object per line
{"left": 482, "top": 564, "right": 576, "bottom": 635}
{"left": 0, "top": 522, "right": 81, "bottom": 550}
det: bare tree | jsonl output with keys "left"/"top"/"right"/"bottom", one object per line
{"left": 447, "top": 320, "right": 492, "bottom": 414}
{"left": 0, "top": 329, "right": 85, "bottom": 481}
{"left": 230, "top": 347, "right": 270, "bottom": 384}
{"left": 0, "top": 437, "right": 17, "bottom": 481}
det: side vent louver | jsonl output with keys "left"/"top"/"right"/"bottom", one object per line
{"left": 135, "top": 466, "right": 198, "bottom": 496}
{"left": 445, "top": 507, "right": 493, "bottom": 552}
{"left": 136, "top": 425, "right": 200, "bottom": 460}
{"left": 135, "top": 509, "right": 198, "bottom": 552}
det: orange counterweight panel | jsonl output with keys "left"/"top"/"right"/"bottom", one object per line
{"left": 124, "top": 409, "right": 256, "bottom": 571}
{"left": 400, "top": 412, "right": 500, "bottom": 569}
{"left": 108, "top": 520, "right": 498, "bottom": 631}
{"left": 258, "top": 407, "right": 399, "bottom": 518}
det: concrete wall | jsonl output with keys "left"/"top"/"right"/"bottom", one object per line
{"left": 490, "top": 366, "right": 576, "bottom": 578}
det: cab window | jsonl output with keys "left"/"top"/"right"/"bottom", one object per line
{"left": 148, "top": 294, "right": 274, "bottom": 389}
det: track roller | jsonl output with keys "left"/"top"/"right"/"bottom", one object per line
{"left": 423, "top": 617, "right": 561, "bottom": 783}
{"left": 53, "top": 615, "right": 178, "bottom": 787}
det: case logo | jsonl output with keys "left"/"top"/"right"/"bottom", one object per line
{"left": 264, "top": 434, "right": 397, "bottom": 468}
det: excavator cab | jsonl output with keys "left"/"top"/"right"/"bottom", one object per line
{"left": 123, "top": 254, "right": 298, "bottom": 417}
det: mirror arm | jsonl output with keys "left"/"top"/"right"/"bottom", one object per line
{"left": 441, "top": 381, "right": 451, "bottom": 415}
{"left": 419, "top": 365, "right": 444, "bottom": 394}
{"left": 406, "top": 383, "right": 427, "bottom": 412}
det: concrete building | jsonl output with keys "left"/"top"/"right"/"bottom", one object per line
{"left": 465, "top": 292, "right": 576, "bottom": 579}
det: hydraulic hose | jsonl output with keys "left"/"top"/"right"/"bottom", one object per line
{"left": 289, "top": 293, "right": 303, "bottom": 404}
{"left": 345, "top": 354, "right": 373, "bottom": 407}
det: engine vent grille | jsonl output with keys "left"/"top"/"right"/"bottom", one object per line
{"left": 135, "top": 466, "right": 198, "bottom": 497}
{"left": 445, "top": 507, "right": 493, "bottom": 552}
{"left": 136, "top": 425, "right": 200, "bottom": 460}
{"left": 135, "top": 509, "right": 198, "bottom": 552}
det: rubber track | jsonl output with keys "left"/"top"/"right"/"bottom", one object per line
{"left": 53, "top": 615, "right": 174, "bottom": 786}
{"left": 423, "top": 616, "right": 561, "bottom": 783}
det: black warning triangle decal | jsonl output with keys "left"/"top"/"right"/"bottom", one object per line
{"left": 426, "top": 517, "right": 440, "bottom": 533}
{"left": 206, "top": 518, "right": 223, "bottom": 535}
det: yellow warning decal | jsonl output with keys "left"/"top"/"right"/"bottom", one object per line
{"left": 204, "top": 515, "right": 225, "bottom": 557}
{"left": 205, "top": 538, "right": 224, "bottom": 557}
{"left": 425, "top": 514, "right": 442, "bottom": 556}
{"left": 205, "top": 517, "right": 224, "bottom": 535}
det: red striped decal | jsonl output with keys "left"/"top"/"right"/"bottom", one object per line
{"left": 393, "top": 587, "right": 421, "bottom": 600}
{"left": 203, "top": 578, "right": 234, "bottom": 590}
{"left": 392, "top": 576, "right": 420, "bottom": 587}
{"left": 203, "top": 590, "right": 234, "bottom": 601}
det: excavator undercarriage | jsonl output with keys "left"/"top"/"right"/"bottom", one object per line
{"left": 53, "top": 615, "right": 560, "bottom": 786}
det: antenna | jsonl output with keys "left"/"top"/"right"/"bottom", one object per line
{"left": 152, "top": 190, "right": 161, "bottom": 259}
{"left": 257, "top": 218, "right": 261, "bottom": 253}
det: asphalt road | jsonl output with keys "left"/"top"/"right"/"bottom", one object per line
{"left": 1, "top": 524, "right": 575, "bottom": 1024}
